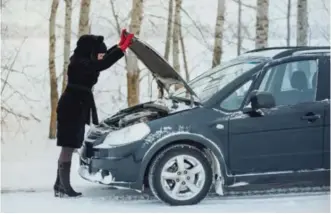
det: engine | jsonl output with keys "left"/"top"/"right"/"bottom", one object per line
{"left": 118, "top": 110, "right": 160, "bottom": 127}
{"left": 102, "top": 102, "right": 170, "bottom": 128}
{"left": 85, "top": 99, "right": 194, "bottom": 142}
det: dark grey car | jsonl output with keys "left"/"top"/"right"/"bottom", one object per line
{"left": 78, "top": 38, "right": 330, "bottom": 206}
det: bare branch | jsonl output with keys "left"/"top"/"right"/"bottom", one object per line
{"left": 179, "top": 6, "right": 211, "bottom": 49}
{"left": 1, "top": 38, "right": 27, "bottom": 94}
{"left": 232, "top": 0, "right": 256, "bottom": 10}
{"left": 110, "top": 0, "right": 121, "bottom": 35}
{"left": 1, "top": 106, "right": 29, "bottom": 121}
{"left": 109, "top": 0, "right": 128, "bottom": 65}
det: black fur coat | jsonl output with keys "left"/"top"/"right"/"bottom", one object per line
{"left": 56, "top": 35, "right": 124, "bottom": 148}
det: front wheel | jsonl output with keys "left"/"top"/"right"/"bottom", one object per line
{"left": 148, "top": 144, "right": 213, "bottom": 206}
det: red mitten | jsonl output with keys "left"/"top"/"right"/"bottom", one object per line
{"left": 118, "top": 29, "right": 127, "bottom": 46}
{"left": 119, "top": 33, "right": 134, "bottom": 52}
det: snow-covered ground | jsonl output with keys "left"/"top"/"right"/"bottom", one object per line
{"left": 1, "top": 143, "right": 330, "bottom": 212}
{"left": 1, "top": 0, "right": 330, "bottom": 212}
{"left": 2, "top": 191, "right": 329, "bottom": 213}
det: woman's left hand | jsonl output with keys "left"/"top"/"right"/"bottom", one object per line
{"left": 118, "top": 29, "right": 127, "bottom": 46}
{"left": 119, "top": 32, "right": 134, "bottom": 52}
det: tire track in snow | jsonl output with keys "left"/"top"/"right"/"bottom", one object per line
{"left": 2, "top": 185, "right": 329, "bottom": 202}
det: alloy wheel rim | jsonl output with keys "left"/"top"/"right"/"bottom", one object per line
{"left": 160, "top": 154, "right": 206, "bottom": 201}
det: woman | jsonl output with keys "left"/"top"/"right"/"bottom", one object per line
{"left": 54, "top": 29, "right": 134, "bottom": 197}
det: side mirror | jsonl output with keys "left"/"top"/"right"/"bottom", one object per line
{"left": 244, "top": 90, "right": 276, "bottom": 113}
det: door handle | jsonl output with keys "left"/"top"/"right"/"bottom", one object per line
{"left": 301, "top": 113, "right": 321, "bottom": 122}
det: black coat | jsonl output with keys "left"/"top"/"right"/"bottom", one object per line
{"left": 56, "top": 36, "right": 124, "bottom": 148}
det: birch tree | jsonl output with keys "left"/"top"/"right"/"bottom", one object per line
{"left": 212, "top": 0, "right": 225, "bottom": 68}
{"left": 179, "top": 27, "right": 189, "bottom": 82}
{"left": 255, "top": 0, "right": 269, "bottom": 49}
{"left": 164, "top": 0, "right": 173, "bottom": 61}
{"left": 237, "top": 0, "right": 242, "bottom": 55}
{"left": 286, "top": 0, "right": 291, "bottom": 46}
{"left": 48, "top": 0, "right": 59, "bottom": 139}
{"left": 172, "top": 0, "right": 181, "bottom": 90}
{"left": 127, "top": 0, "right": 144, "bottom": 107}
{"left": 296, "top": 0, "right": 308, "bottom": 46}
{"left": 62, "top": 0, "right": 72, "bottom": 93}
{"left": 78, "top": 0, "right": 91, "bottom": 37}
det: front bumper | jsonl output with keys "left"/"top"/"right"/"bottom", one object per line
{"left": 78, "top": 165, "right": 114, "bottom": 185}
{"left": 78, "top": 141, "right": 142, "bottom": 188}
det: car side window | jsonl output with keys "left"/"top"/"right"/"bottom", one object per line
{"left": 220, "top": 80, "right": 253, "bottom": 111}
{"left": 258, "top": 59, "right": 318, "bottom": 106}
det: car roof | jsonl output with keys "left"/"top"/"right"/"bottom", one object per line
{"left": 190, "top": 46, "right": 329, "bottom": 84}
{"left": 243, "top": 46, "right": 330, "bottom": 59}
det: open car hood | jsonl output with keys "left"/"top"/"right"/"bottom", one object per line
{"left": 128, "top": 36, "right": 197, "bottom": 98}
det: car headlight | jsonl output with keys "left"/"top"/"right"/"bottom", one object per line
{"left": 93, "top": 123, "right": 151, "bottom": 149}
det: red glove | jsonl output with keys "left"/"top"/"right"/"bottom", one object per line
{"left": 119, "top": 33, "right": 134, "bottom": 52}
{"left": 118, "top": 29, "right": 127, "bottom": 46}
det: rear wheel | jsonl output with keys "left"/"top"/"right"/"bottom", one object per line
{"left": 148, "top": 144, "right": 213, "bottom": 206}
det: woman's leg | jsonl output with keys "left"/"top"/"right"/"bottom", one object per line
{"left": 59, "top": 147, "right": 75, "bottom": 162}
{"left": 55, "top": 147, "right": 82, "bottom": 197}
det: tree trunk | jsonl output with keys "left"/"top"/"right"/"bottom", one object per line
{"left": 126, "top": 72, "right": 140, "bottom": 106}
{"left": 237, "top": 0, "right": 242, "bottom": 55}
{"left": 62, "top": 0, "right": 72, "bottom": 93}
{"left": 286, "top": 0, "right": 291, "bottom": 46}
{"left": 179, "top": 26, "right": 189, "bottom": 82}
{"left": 127, "top": 0, "right": 144, "bottom": 107}
{"left": 172, "top": 0, "right": 181, "bottom": 90}
{"left": 255, "top": 0, "right": 269, "bottom": 49}
{"left": 48, "top": 0, "right": 59, "bottom": 139}
{"left": 164, "top": 0, "right": 173, "bottom": 61}
{"left": 296, "top": 0, "right": 308, "bottom": 46}
{"left": 78, "top": 0, "right": 91, "bottom": 37}
{"left": 212, "top": 0, "right": 225, "bottom": 68}
{"left": 157, "top": 0, "right": 174, "bottom": 98}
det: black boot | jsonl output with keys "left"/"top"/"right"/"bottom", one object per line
{"left": 57, "top": 162, "right": 82, "bottom": 197}
{"left": 53, "top": 168, "right": 61, "bottom": 196}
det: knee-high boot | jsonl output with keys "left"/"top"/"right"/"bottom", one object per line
{"left": 53, "top": 168, "right": 60, "bottom": 194}
{"left": 55, "top": 162, "right": 82, "bottom": 197}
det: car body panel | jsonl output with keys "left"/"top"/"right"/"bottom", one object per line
{"left": 319, "top": 56, "right": 330, "bottom": 169}
{"left": 79, "top": 46, "right": 330, "bottom": 196}
{"left": 227, "top": 54, "right": 328, "bottom": 174}
{"left": 228, "top": 101, "right": 325, "bottom": 174}
{"left": 133, "top": 107, "right": 231, "bottom": 182}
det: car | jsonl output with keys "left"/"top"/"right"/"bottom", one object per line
{"left": 78, "top": 36, "right": 330, "bottom": 206}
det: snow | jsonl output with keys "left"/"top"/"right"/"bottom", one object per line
{"left": 2, "top": 191, "right": 329, "bottom": 213}
{"left": 153, "top": 98, "right": 196, "bottom": 113}
{"left": 228, "top": 182, "right": 249, "bottom": 188}
{"left": 1, "top": 142, "right": 330, "bottom": 212}
{"left": 1, "top": 0, "right": 330, "bottom": 212}
{"left": 78, "top": 165, "right": 114, "bottom": 185}
{"left": 216, "top": 124, "right": 225, "bottom": 130}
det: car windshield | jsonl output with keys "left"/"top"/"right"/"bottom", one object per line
{"left": 172, "top": 59, "right": 263, "bottom": 102}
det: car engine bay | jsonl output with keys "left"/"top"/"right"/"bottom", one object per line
{"left": 85, "top": 98, "right": 197, "bottom": 142}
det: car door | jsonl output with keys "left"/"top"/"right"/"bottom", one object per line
{"left": 227, "top": 55, "right": 326, "bottom": 175}
{"left": 318, "top": 56, "right": 330, "bottom": 169}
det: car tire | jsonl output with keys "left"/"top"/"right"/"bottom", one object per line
{"left": 148, "top": 144, "right": 213, "bottom": 206}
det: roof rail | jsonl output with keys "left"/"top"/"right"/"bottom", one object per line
{"left": 272, "top": 47, "right": 330, "bottom": 59}
{"left": 245, "top": 46, "right": 330, "bottom": 53}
